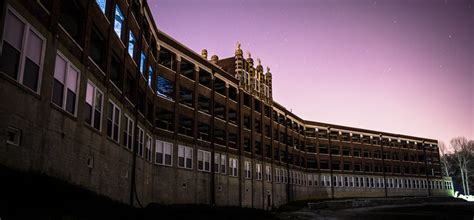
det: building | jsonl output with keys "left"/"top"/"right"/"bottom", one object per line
{"left": 0, "top": 0, "right": 453, "bottom": 210}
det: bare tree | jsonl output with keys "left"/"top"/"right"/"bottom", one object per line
{"left": 439, "top": 141, "right": 451, "bottom": 177}
{"left": 451, "top": 137, "right": 471, "bottom": 195}
{"left": 467, "top": 140, "right": 474, "bottom": 194}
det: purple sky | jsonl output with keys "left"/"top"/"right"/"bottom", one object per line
{"left": 150, "top": 0, "right": 473, "bottom": 149}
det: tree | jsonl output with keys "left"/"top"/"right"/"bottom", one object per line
{"left": 451, "top": 137, "right": 472, "bottom": 195}
{"left": 439, "top": 141, "right": 451, "bottom": 177}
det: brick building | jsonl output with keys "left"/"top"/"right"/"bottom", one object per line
{"left": 0, "top": 0, "right": 453, "bottom": 210}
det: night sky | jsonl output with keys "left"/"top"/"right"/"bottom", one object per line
{"left": 150, "top": 0, "right": 474, "bottom": 149}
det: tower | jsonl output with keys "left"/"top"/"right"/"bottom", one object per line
{"left": 235, "top": 41, "right": 244, "bottom": 85}
{"left": 265, "top": 66, "right": 273, "bottom": 103}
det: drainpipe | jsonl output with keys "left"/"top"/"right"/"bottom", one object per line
{"left": 422, "top": 141, "right": 431, "bottom": 197}
{"left": 328, "top": 127, "right": 334, "bottom": 199}
{"left": 285, "top": 115, "right": 291, "bottom": 203}
{"left": 210, "top": 75, "right": 216, "bottom": 206}
{"left": 380, "top": 134, "right": 388, "bottom": 197}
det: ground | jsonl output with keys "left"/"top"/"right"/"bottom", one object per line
{"left": 2, "top": 165, "right": 473, "bottom": 220}
{"left": 278, "top": 202, "right": 474, "bottom": 220}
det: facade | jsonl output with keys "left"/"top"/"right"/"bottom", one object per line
{"left": 0, "top": 0, "right": 453, "bottom": 210}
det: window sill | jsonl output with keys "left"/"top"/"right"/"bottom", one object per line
{"left": 105, "top": 136, "right": 120, "bottom": 146}
{"left": 58, "top": 24, "right": 84, "bottom": 51}
{"left": 0, "top": 72, "right": 42, "bottom": 99}
{"left": 6, "top": 141, "right": 20, "bottom": 147}
{"left": 111, "top": 32, "right": 126, "bottom": 50}
{"left": 109, "top": 80, "right": 123, "bottom": 95}
{"left": 83, "top": 122, "right": 102, "bottom": 135}
{"left": 88, "top": 57, "right": 106, "bottom": 76}
{"left": 158, "top": 64, "right": 176, "bottom": 73}
{"left": 50, "top": 102, "right": 77, "bottom": 120}
{"left": 178, "top": 166, "right": 194, "bottom": 171}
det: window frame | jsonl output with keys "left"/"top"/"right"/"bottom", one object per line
{"left": 52, "top": 51, "right": 81, "bottom": 116}
{"left": 155, "top": 140, "right": 173, "bottom": 166}
{"left": 220, "top": 154, "right": 227, "bottom": 174}
{"left": 265, "top": 165, "right": 272, "bottom": 182}
{"left": 123, "top": 114, "right": 134, "bottom": 150}
{"left": 197, "top": 149, "right": 211, "bottom": 172}
{"left": 106, "top": 100, "right": 121, "bottom": 142}
{"left": 244, "top": 161, "right": 251, "bottom": 179}
{"left": 255, "top": 163, "right": 262, "bottom": 180}
{"left": 145, "top": 133, "right": 153, "bottom": 162}
{"left": 178, "top": 145, "right": 193, "bottom": 170}
{"left": 1, "top": 5, "right": 46, "bottom": 94}
{"left": 229, "top": 158, "right": 238, "bottom": 177}
{"left": 84, "top": 80, "right": 104, "bottom": 131}
{"left": 136, "top": 125, "right": 144, "bottom": 157}
{"left": 113, "top": 4, "right": 125, "bottom": 40}
{"left": 95, "top": 0, "right": 107, "bottom": 14}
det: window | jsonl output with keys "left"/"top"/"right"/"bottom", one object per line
{"left": 136, "top": 126, "right": 144, "bottom": 157}
{"left": 59, "top": 0, "right": 84, "bottom": 44}
{"left": 220, "top": 154, "right": 227, "bottom": 174}
{"left": 156, "top": 108, "right": 174, "bottom": 131}
{"left": 180, "top": 59, "right": 195, "bottom": 80}
{"left": 197, "top": 150, "right": 211, "bottom": 172}
{"left": 6, "top": 126, "right": 21, "bottom": 146}
{"left": 157, "top": 76, "right": 174, "bottom": 100}
{"left": 110, "top": 54, "right": 122, "bottom": 89}
{"left": 123, "top": 114, "right": 134, "bottom": 150}
{"left": 228, "top": 109, "right": 237, "bottom": 124}
{"left": 214, "top": 153, "right": 220, "bottom": 173}
{"left": 178, "top": 145, "right": 193, "bottom": 169}
{"left": 264, "top": 85, "right": 270, "bottom": 98}
{"left": 198, "top": 69, "right": 211, "bottom": 88}
{"left": 266, "top": 166, "right": 272, "bottom": 182}
{"left": 308, "top": 175, "right": 313, "bottom": 186}
{"left": 319, "top": 144, "right": 329, "bottom": 154}
{"left": 275, "top": 168, "right": 280, "bottom": 183}
{"left": 243, "top": 115, "right": 251, "bottom": 129}
{"left": 214, "top": 128, "right": 225, "bottom": 145}
{"left": 85, "top": 81, "right": 103, "bottom": 130}
{"left": 214, "top": 102, "right": 225, "bottom": 119}
{"left": 159, "top": 47, "right": 176, "bottom": 71}
{"left": 229, "top": 87, "right": 237, "bottom": 101}
{"left": 38, "top": 0, "right": 53, "bottom": 12}
{"left": 128, "top": 31, "right": 136, "bottom": 58}
{"left": 243, "top": 71, "right": 250, "bottom": 86}
{"left": 155, "top": 140, "right": 173, "bottom": 166}
{"left": 89, "top": 26, "right": 105, "bottom": 69}
{"left": 229, "top": 158, "right": 238, "bottom": 177}
{"left": 244, "top": 161, "right": 251, "bottom": 179}
{"left": 114, "top": 5, "right": 124, "bottom": 39}
{"left": 106, "top": 100, "right": 121, "bottom": 142}
{"left": 145, "top": 134, "right": 153, "bottom": 161}
{"left": 148, "top": 66, "right": 153, "bottom": 88}
{"left": 256, "top": 163, "right": 262, "bottom": 180}
{"left": 95, "top": 0, "right": 107, "bottom": 13}
{"left": 178, "top": 115, "right": 193, "bottom": 137}
{"left": 1, "top": 8, "right": 46, "bottom": 92}
{"left": 180, "top": 87, "right": 193, "bottom": 107}
{"left": 214, "top": 78, "right": 225, "bottom": 95}
{"left": 140, "top": 51, "right": 146, "bottom": 74}
{"left": 52, "top": 52, "right": 80, "bottom": 115}
{"left": 318, "top": 160, "right": 329, "bottom": 170}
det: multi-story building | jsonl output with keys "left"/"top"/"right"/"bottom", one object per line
{"left": 0, "top": 0, "right": 453, "bottom": 210}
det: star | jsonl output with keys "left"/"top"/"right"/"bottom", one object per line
{"left": 448, "top": 34, "right": 452, "bottom": 38}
